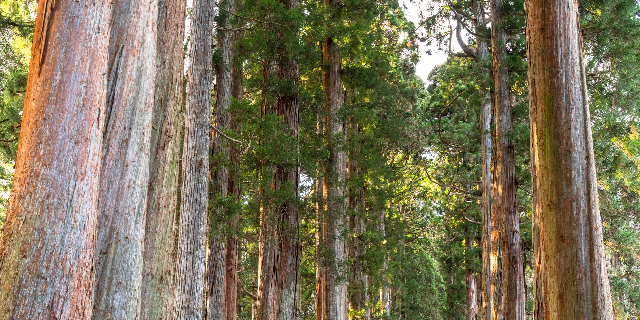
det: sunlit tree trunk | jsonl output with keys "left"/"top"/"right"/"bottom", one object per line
{"left": 525, "top": 0, "right": 614, "bottom": 317}
{"left": 0, "top": 1, "right": 111, "bottom": 318}
{"left": 466, "top": 234, "right": 478, "bottom": 320}
{"left": 322, "top": 0, "right": 348, "bottom": 317}
{"left": 92, "top": 0, "right": 160, "bottom": 318}
{"left": 472, "top": 1, "right": 493, "bottom": 319}
{"left": 140, "top": 0, "right": 186, "bottom": 318}
{"left": 490, "top": 0, "right": 525, "bottom": 318}
{"left": 174, "top": 0, "right": 213, "bottom": 318}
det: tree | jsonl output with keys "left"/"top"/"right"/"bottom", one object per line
{"left": 525, "top": 0, "right": 614, "bottom": 317}
{"left": 92, "top": 0, "right": 166, "bottom": 318}
{"left": 491, "top": 0, "right": 525, "bottom": 317}
{"left": 174, "top": 0, "right": 212, "bottom": 318}
{"left": 321, "top": 0, "right": 348, "bottom": 318}
{"left": 140, "top": 0, "right": 186, "bottom": 318}
{"left": 0, "top": 1, "right": 111, "bottom": 318}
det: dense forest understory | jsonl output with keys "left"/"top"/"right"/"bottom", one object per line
{"left": 0, "top": 0, "right": 639, "bottom": 319}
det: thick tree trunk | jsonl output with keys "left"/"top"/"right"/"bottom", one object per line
{"left": 140, "top": 1, "right": 186, "bottom": 318}
{"left": 0, "top": 1, "right": 111, "bottom": 318}
{"left": 472, "top": 1, "right": 492, "bottom": 319}
{"left": 209, "top": 0, "right": 234, "bottom": 318}
{"left": 174, "top": 0, "right": 213, "bottom": 318}
{"left": 525, "top": 0, "right": 614, "bottom": 318}
{"left": 92, "top": 0, "right": 159, "bottom": 318}
{"left": 275, "top": 0, "right": 302, "bottom": 317}
{"left": 490, "top": 0, "right": 525, "bottom": 318}
{"left": 322, "top": 2, "right": 348, "bottom": 316}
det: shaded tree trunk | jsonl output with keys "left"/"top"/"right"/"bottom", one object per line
{"left": 208, "top": 0, "right": 234, "bottom": 318}
{"left": 92, "top": 0, "right": 160, "bottom": 318}
{"left": 174, "top": 0, "right": 213, "bottom": 318}
{"left": 525, "top": 0, "right": 614, "bottom": 318}
{"left": 322, "top": 0, "right": 348, "bottom": 316}
{"left": 490, "top": 0, "right": 525, "bottom": 318}
{"left": 316, "top": 112, "right": 326, "bottom": 320}
{"left": 0, "top": 1, "right": 111, "bottom": 318}
{"left": 140, "top": 0, "right": 186, "bottom": 318}
{"left": 225, "top": 2, "right": 245, "bottom": 317}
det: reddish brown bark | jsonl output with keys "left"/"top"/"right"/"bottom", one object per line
{"left": 491, "top": 0, "right": 525, "bottom": 318}
{"left": 525, "top": 0, "right": 614, "bottom": 318}
{"left": 0, "top": 1, "right": 111, "bottom": 318}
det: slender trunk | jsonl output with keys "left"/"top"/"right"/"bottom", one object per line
{"left": 225, "top": 4, "right": 244, "bottom": 317}
{"left": 174, "top": 0, "right": 213, "bottom": 317}
{"left": 322, "top": 1, "right": 348, "bottom": 316}
{"left": 93, "top": 0, "right": 159, "bottom": 318}
{"left": 140, "top": 0, "right": 186, "bottom": 318}
{"left": 490, "top": 0, "right": 525, "bottom": 318}
{"left": 525, "top": 0, "right": 614, "bottom": 317}
{"left": 379, "top": 208, "right": 390, "bottom": 317}
{"left": 257, "top": 58, "right": 278, "bottom": 320}
{"left": 466, "top": 234, "right": 478, "bottom": 320}
{"left": 316, "top": 112, "right": 325, "bottom": 320}
{"left": 275, "top": 0, "right": 302, "bottom": 317}
{"left": 0, "top": 1, "right": 111, "bottom": 318}
{"left": 208, "top": 0, "right": 234, "bottom": 318}
{"left": 348, "top": 116, "right": 368, "bottom": 320}
{"left": 472, "top": 1, "right": 492, "bottom": 319}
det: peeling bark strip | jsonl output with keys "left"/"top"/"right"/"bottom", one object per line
{"left": 0, "top": 1, "right": 111, "bottom": 318}
{"left": 92, "top": 0, "right": 159, "bottom": 318}
{"left": 525, "top": 0, "right": 614, "bottom": 318}
{"left": 491, "top": 0, "right": 525, "bottom": 318}
{"left": 174, "top": 0, "right": 213, "bottom": 318}
{"left": 140, "top": 0, "right": 187, "bottom": 318}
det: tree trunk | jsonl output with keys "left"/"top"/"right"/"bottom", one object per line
{"left": 322, "top": 1, "right": 348, "bottom": 317}
{"left": 257, "top": 58, "right": 278, "bottom": 320}
{"left": 140, "top": 0, "right": 186, "bottom": 318}
{"left": 93, "top": 0, "right": 160, "bottom": 318}
{"left": 490, "top": 0, "right": 525, "bottom": 318}
{"left": 0, "top": 1, "right": 111, "bottom": 318}
{"left": 348, "top": 116, "right": 369, "bottom": 320}
{"left": 275, "top": 0, "right": 302, "bottom": 317}
{"left": 379, "top": 208, "right": 390, "bottom": 317}
{"left": 472, "top": 1, "right": 492, "bottom": 319}
{"left": 174, "top": 0, "right": 213, "bottom": 318}
{"left": 209, "top": 0, "right": 234, "bottom": 318}
{"left": 316, "top": 112, "right": 326, "bottom": 320}
{"left": 466, "top": 235, "right": 478, "bottom": 320}
{"left": 226, "top": 3, "right": 244, "bottom": 317}
{"left": 525, "top": 0, "right": 614, "bottom": 318}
